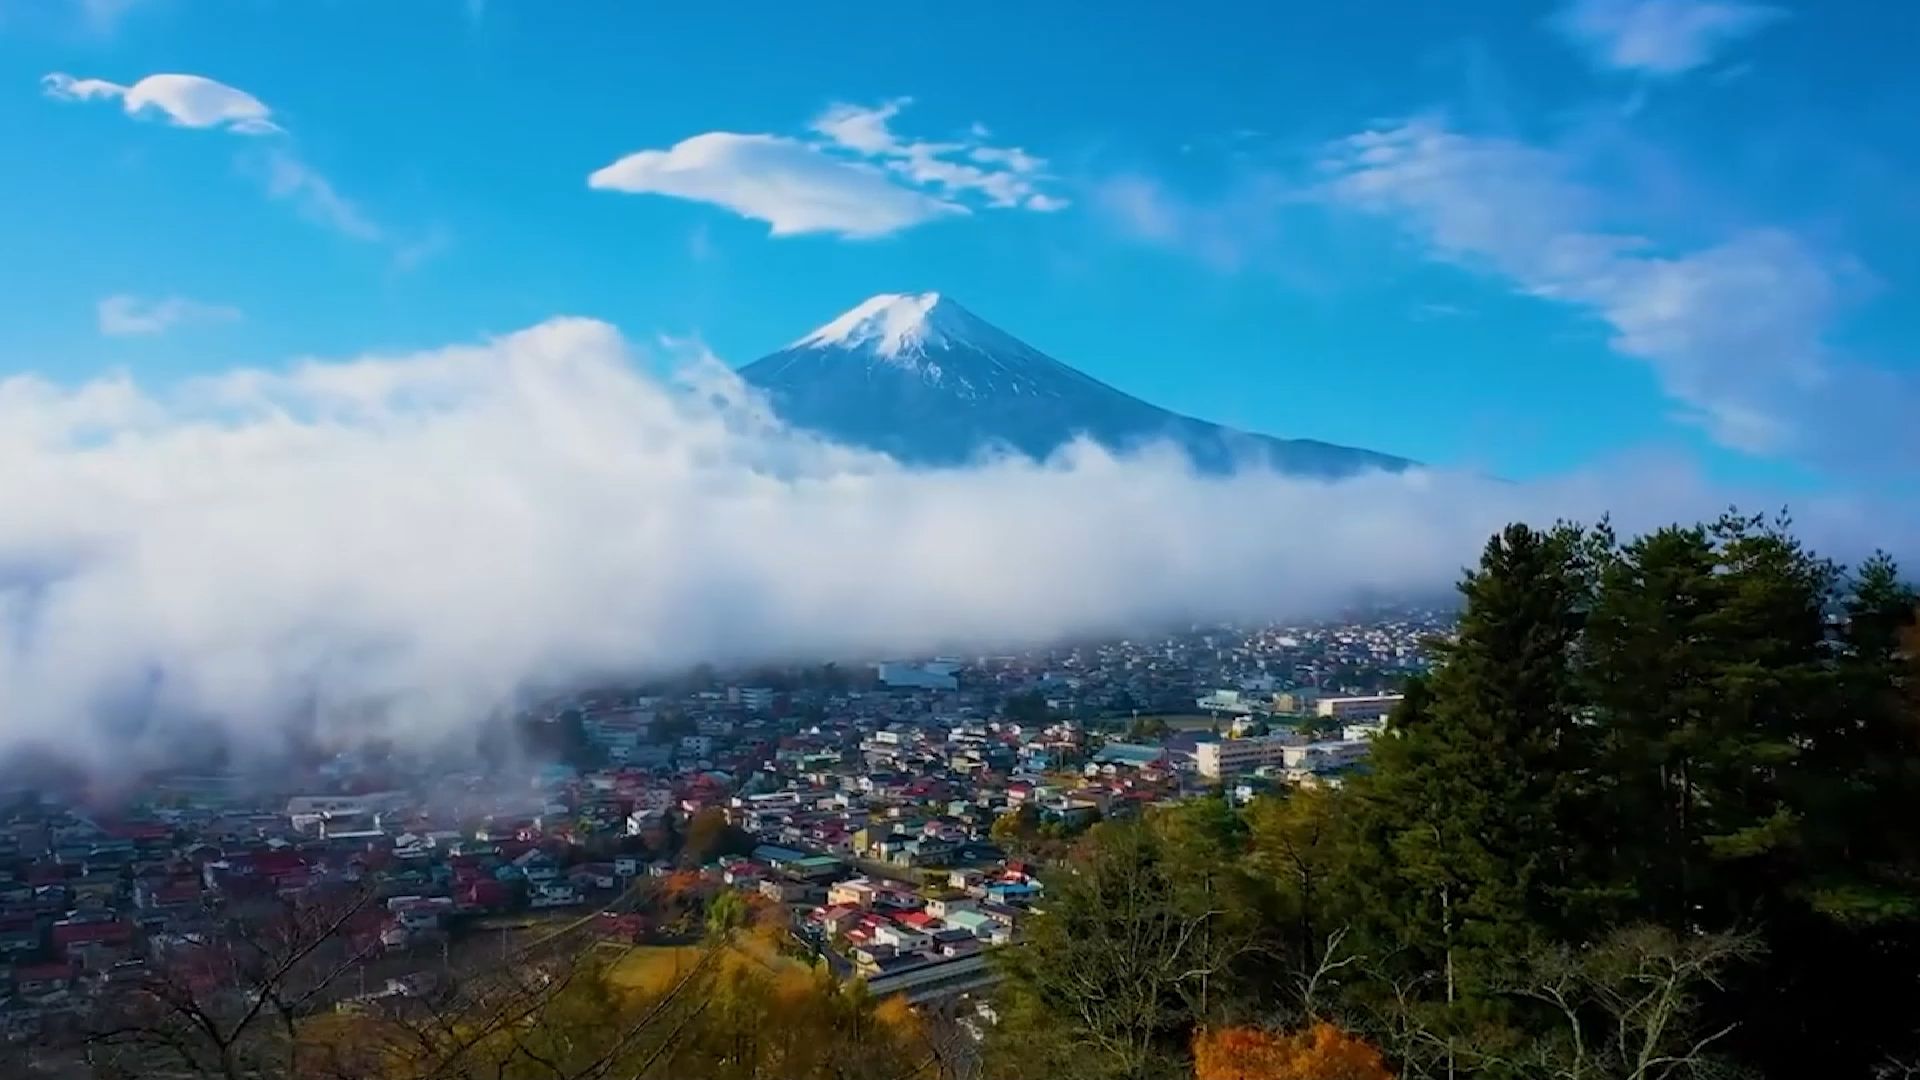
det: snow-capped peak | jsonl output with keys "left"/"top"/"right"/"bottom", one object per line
{"left": 790, "top": 292, "right": 998, "bottom": 359}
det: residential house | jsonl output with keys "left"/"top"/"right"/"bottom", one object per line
{"left": 827, "top": 878, "right": 878, "bottom": 909}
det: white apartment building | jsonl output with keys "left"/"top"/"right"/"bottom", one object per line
{"left": 1194, "top": 733, "right": 1305, "bottom": 779}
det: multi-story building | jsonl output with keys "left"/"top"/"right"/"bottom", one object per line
{"left": 1272, "top": 689, "right": 1321, "bottom": 714}
{"left": 734, "top": 687, "right": 776, "bottom": 712}
{"left": 1315, "top": 694, "right": 1403, "bottom": 721}
{"left": 584, "top": 709, "right": 653, "bottom": 759}
{"left": 1194, "top": 733, "right": 1304, "bottom": 779}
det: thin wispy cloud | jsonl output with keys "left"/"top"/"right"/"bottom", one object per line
{"left": 76, "top": 0, "right": 154, "bottom": 34}
{"left": 1318, "top": 116, "right": 1915, "bottom": 468}
{"left": 811, "top": 98, "right": 1068, "bottom": 212}
{"left": 1095, "top": 173, "right": 1285, "bottom": 271}
{"left": 393, "top": 225, "right": 454, "bottom": 273}
{"left": 97, "top": 294, "right": 241, "bottom": 337}
{"left": 0, "top": 318, "right": 1892, "bottom": 771}
{"left": 256, "top": 148, "right": 383, "bottom": 242}
{"left": 1552, "top": 0, "right": 1786, "bottom": 76}
{"left": 589, "top": 99, "right": 1065, "bottom": 238}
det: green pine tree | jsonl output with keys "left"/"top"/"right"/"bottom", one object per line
{"left": 1340, "top": 523, "right": 1600, "bottom": 993}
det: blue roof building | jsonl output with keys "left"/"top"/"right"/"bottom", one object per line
{"left": 1090, "top": 743, "right": 1166, "bottom": 768}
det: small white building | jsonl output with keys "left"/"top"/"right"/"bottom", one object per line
{"left": 1197, "top": 689, "right": 1253, "bottom": 714}
{"left": 926, "top": 895, "right": 979, "bottom": 919}
{"left": 1281, "top": 739, "right": 1371, "bottom": 772}
{"left": 874, "top": 924, "right": 932, "bottom": 952}
{"left": 828, "top": 878, "right": 878, "bottom": 908}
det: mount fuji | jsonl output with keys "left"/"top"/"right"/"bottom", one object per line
{"left": 741, "top": 293, "right": 1414, "bottom": 477}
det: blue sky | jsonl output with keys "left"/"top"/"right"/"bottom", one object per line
{"left": 1, "top": 0, "right": 1914, "bottom": 492}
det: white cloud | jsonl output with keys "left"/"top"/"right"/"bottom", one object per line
{"left": 811, "top": 98, "right": 1069, "bottom": 211}
{"left": 42, "top": 72, "right": 280, "bottom": 134}
{"left": 1319, "top": 117, "right": 1918, "bottom": 467}
{"left": 97, "top": 295, "right": 241, "bottom": 337}
{"left": 809, "top": 97, "right": 910, "bottom": 156}
{"left": 590, "top": 99, "right": 1066, "bottom": 238}
{"left": 0, "top": 318, "right": 1899, "bottom": 772}
{"left": 970, "top": 145, "right": 1045, "bottom": 174}
{"left": 1553, "top": 0, "right": 1786, "bottom": 76}
{"left": 589, "top": 131, "right": 965, "bottom": 239}
{"left": 43, "top": 70, "right": 410, "bottom": 249}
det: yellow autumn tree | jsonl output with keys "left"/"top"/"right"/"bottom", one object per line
{"left": 1192, "top": 1022, "right": 1393, "bottom": 1080}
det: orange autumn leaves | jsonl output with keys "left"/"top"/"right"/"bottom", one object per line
{"left": 1192, "top": 1022, "right": 1393, "bottom": 1080}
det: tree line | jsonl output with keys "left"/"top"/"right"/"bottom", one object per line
{"left": 986, "top": 512, "right": 1920, "bottom": 1079}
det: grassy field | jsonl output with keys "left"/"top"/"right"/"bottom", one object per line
{"left": 605, "top": 935, "right": 815, "bottom": 993}
{"left": 605, "top": 944, "right": 709, "bottom": 991}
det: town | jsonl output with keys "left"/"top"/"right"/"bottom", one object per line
{"left": 0, "top": 613, "right": 1447, "bottom": 1048}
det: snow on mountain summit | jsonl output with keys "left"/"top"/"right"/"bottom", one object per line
{"left": 790, "top": 292, "right": 1016, "bottom": 361}
{"left": 768, "top": 291, "right": 1067, "bottom": 397}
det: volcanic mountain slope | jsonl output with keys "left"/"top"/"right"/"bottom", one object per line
{"left": 740, "top": 292, "right": 1414, "bottom": 477}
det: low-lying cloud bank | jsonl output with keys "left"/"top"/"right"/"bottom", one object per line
{"left": 0, "top": 318, "right": 1902, "bottom": 769}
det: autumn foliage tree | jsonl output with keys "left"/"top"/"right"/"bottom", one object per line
{"left": 1191, "top": 1023, "right": 1393, "bottom": 1080}
{"left": 680, "top": 806, "right": 755, "bottom": 867}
